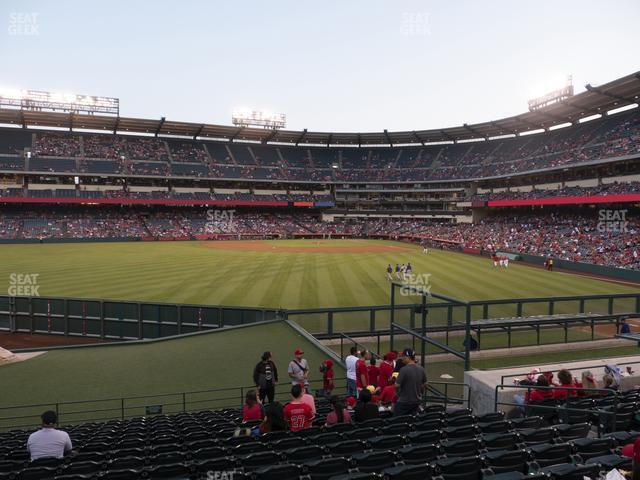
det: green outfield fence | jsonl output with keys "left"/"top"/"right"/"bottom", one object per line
{"left": 0, "top": 293, "right": 638, "bottom": 341}
{"left": 0, "top": 295, "right": 282, "bottom": 340}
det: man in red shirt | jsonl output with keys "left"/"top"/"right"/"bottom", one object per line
{"left": 355, "top": 349, "right": 370, "bottom": 393}
{"left": 367, "top": 358, "right": 380, "bottom": 388}
{"left": 283, "top": 384, "right": 314, "bottom": 431}
{"left": 378, "top": 353, "right": 395, "bottom": 388}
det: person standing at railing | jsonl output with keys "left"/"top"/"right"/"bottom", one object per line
{"left": 288, "top": 348, "right": 310, "bottom": 392}
{"left": 253, "top": 351, "right": 278, "bottom": 404}
{"left": 356, "top": 349, "right": 371, "bottom": 396}
{"left": 345, "top": 346, "right": 358, "bottom": 397}
{"left": 394, "top": 348, "right": 427, "bottom": 417}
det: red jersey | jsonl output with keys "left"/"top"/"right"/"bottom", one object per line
{"left": 378, "top": 361, "right": 394, "bottom": 388}
{"left": 323, "top": 368, "right": 334, "bottom": 392}
{"left": 284, "top": 402, "right": 314, "bottom": 431}
{"left": 553, "top": 383, "right": 579, "bottom": 400}
{"left": 379, "top": 385, "right": 398, "bottom": 405}
{"left": 525, "top": 388, "right": 553, "bottom": 403}
{"left": 367, "top": 365, "right": 380, "bottom": 387}
{"left": 355, "top": 360, "right": 369, "bottom": 389}
{"left": 242, "top": 403, "right": 263, "bottom": 422}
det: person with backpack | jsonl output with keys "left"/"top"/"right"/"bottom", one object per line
{"left": 288, "top": 348, "right": 310, "bottom": 392}
{"left": 253, "top": 351, "right": 278, "bottom": 404}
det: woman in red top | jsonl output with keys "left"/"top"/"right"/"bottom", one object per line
{"left": 525, "top": 375, "right": 554, "bottom": 403}
{"left": 553, "top": 369, "right": 579, "bottom": 400}
{"left": 242, "top": 390, "right": 264, "bottom": 422}
{"left": 325, "top": 396, "right": 352, "bottom": 426}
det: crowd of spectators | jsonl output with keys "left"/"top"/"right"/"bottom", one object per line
{"left": 2, "top": 206, "right": 637, "bottom": 269}
{"left": 14, "top": 109, "right": 637, "bottom": 181}
{"left": 0, "top": 188, "right": 334, "bottom": 203}
{"left": 33, "top": 133, "right": 82, "bottom": 157}
{"left": 474, "top": 181, "right": 640, "bottom": 201}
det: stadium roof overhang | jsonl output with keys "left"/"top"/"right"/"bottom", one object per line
{"left": 0, "top": 71, "right": 638, "bottom": 146}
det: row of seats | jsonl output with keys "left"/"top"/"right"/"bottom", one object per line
{"left": 2, "top": 441, "right": 632, "bottom": 480}
{"left": 1, "top": 399, "right": 636, "bottom": 480}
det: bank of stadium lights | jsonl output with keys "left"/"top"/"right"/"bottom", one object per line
{"left": 231, "top": 108, "right": 286, "bottom": 129}
{"left": 0, "top": 88, "right": 119, "bottom": 115}
{"left": 527, "top": 75, "right": 574, "bottom": 112}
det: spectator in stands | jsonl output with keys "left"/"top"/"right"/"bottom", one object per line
{"left": 620, "top": 317, "right": 632, "bottom": 334}
{"left": 378, "top": 353, "right": 395, "bottom": 389}
{"left": 325, "top": 396, "right": 351, "bottom": 426}
{"left": 345, "top": 396, "right": 357, "bottom": 413}
{"left": 300, "top": 388, "right": 316, "bottom": 419}
{"left": 554, "top": 369, "right": 579, "bottom": 400}
{"left": 354, "top": 388, "right": 379, "bottom": 422}
{"left": 513, "top": 374, "right": 553, "bottom": 415}
{"left": 242, "top": 390, "right": 263, "bottom": 422}
{"left": 356, "top": 349, "right": 371, "bottom": 395}
{"left": 284, "top": 384, "right": 314, "bottom": 431}
{"left": 604, "top": 364, "right": 622, "bottom": 390}
{"left": 288, "top": 348, "right": 310, "bottom": 391}
{"left": 27, "top": 411, "right": 73, "bottom": 461}
{"left": 255, "top": 402, "right": 287, "bottom": 436}
{"left": 320, "top": 359, "right": 335, "bottom": 398}
{"left": 579, "top": 370, "right": 597, "bottom": 396}
{"left": 345, "top": 347, "right": 359, "bottom": 397}
{"left": 602, "top": 374, "right": 617, "bottom": 391}
{"left": 253, "top": 351, "right": 278, "bottom": 404}
{"left": 378, "top": 372, "right": 400, "bottom": 410}
{"left": 367, "top": 358, "right": 379, "bottom": 388}
{"left": 394, "top": 348, "right": 427, "bottom": 416}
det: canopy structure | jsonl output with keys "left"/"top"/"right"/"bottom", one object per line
{"left": 0, "top": 72, "right": 638, "bottom": 146}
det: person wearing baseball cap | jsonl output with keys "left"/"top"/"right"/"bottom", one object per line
{"left": 288, "top": 348, "right": 310, "bottom": 391}
{"left": 393, "top": 347, "right": 427, "bottom": 416}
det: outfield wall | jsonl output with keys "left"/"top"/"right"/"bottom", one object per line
{"left": 515, "top": 252, "right": 640, "bottom": 283}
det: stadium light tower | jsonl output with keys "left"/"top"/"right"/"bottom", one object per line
{"left": 0, "top": 88, "right": 119, "bottom": 115}
{"left": 527, "top": 75, "right": 574, "bottom": 111}
{"left": 232, "top": 108, "right": 286, "bottom": 129}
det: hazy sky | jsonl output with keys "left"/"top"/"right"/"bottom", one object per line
{"left": 1, "top": 1, "right": 639, "bottom": 132}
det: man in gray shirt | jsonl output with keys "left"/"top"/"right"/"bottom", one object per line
{"left": 288, "top": 348, "right": 310, "bottom": 391}
{"left": 394, "top": 348, "right": 427, "bottom": 416}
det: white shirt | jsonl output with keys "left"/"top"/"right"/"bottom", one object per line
{"left": 345, "top": 355, "right": 358, "bottom": 380}
{"left": 27, "top": 428, "right": 72, "bottom": 460}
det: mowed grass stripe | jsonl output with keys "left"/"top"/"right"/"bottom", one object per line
{"left": 0, "top": 240, "right": 636, "bottom": 308}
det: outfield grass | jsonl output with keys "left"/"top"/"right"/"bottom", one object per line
{"left": 0, "top": 240, "right": 636, "bottom": 310}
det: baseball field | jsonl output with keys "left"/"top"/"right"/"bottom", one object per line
{"left": 1, "top": 239, "right": 639, "bottom": 428}
{"left": 1, "top": 239, "right": 636, "bottom": 308}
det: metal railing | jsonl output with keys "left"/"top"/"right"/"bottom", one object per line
{"left": 1, "top": 292, "right": 637, "bottom": 341}
{"left": 0, "top": 376, "right": 469, "bottom": 431}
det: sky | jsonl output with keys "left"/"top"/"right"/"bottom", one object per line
{"left": 1, "top": 1, "right": 639, "bottom": 133}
